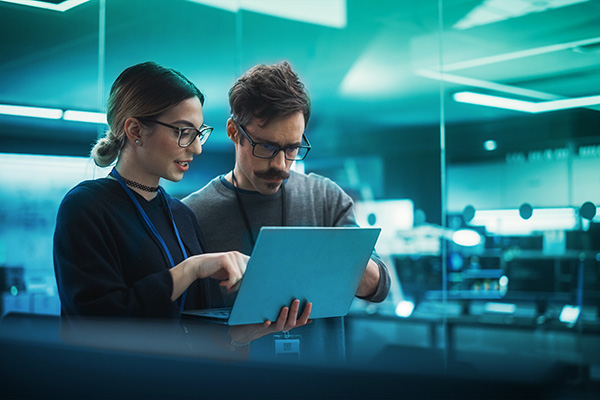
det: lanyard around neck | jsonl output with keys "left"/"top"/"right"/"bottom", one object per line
{"left": 231, "top": 170, "right": 286, "bottom": 248}
{"left": 110, "top": 168, "right": 188, "bottom": 310}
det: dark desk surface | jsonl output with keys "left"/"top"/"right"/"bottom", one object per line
{"left": 1, "top": 312, "right": 599, "bottom": 399}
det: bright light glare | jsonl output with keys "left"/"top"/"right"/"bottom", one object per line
{"left": 291, "top": 160, "right": 305, "bottom": 174}
{"left": 559, "top": 305, "right": 580, "bottom": 325}
{"left": 0, "top": 0, "right": 89, "bottom": 12}
{"left": 0, "top": 104, "right": 63, "bottom": 119}
{"left": 451, "top": 229, "right": 482, "bottom": 247}
{"left": 484, "top": 140, "right": 497, "bottom": 151}
{"left": 0, "top": 153, "right": 110, "bottom": 188}
{"left": 416, "top": 70, "right": 560, "bottom": 100}
{"left": 453, "top": 91, "right": 600, "bottom": 113}
{"left": 0, "top": 104, "right": 107, "bottom": 124}
{"left": 499, "top": 276, "right": 509, "bottom": 287}
{"left": 453, "top": 92, "right": 537, "bottom": 112}
{"left": 483, "top": 302, "right": 516, "bottom": 314}
{"left": 63, "top": 110, "right": 107, "bottom": 124}
{"left": 395, "top": 300, "right": 415, "bottom": 318}
{"left": 470, "top": 208, "right": 577, "bottom": 235}
{"left": 187, "top": 0, "right": 346, "bottom": 28}
{"left": 453, "top": 0, "right": 589, "bottom": 30}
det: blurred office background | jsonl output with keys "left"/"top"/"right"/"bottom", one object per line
{"left": 1, "top": 0, "right": 600, "bottom": 391}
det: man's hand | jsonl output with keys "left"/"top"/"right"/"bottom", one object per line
{"left": 229, "top": 299, "right": 312, "bottom": 344}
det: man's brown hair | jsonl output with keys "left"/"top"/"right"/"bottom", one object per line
{"left": 229, "top": 61, "right": 311, "bottom": 128}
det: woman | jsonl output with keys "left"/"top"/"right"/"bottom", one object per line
{"left": 53, "top": 62, "right": 247, "bottom": 319}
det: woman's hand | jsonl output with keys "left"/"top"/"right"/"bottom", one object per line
{"left": 170, "top": 251, "right": 248, "bottom": 301}
{"left": 229, "top": 299, "right": 312, "bottom": 345}
{"left": 193, "top": 251, "right": 248, "bottom": 290}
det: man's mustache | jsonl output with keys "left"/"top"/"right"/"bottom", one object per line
{"left": 255, "top": 168, "right": 290, "bottom": 180}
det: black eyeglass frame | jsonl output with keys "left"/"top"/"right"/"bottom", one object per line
{"left": 136, "top": 117, "right": 213, "bottom": 148}
{"left": 236, "top": 124, "right": 311, "bottom": 161}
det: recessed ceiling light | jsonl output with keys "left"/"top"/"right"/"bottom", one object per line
{"left": 0, "top": 0, "right": 89, "bottom": 12}
{"left": 186, "top": 0, "right": 347, "bottom": 28}
{"left": 453, "top": 0, "right": 589, "bottom": 30}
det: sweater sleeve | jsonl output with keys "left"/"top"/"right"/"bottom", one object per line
{"left": 321, "top": 176, "right": 391, "bottom": 303}
{"left": 53, "top": 185, "right": 179, "bottom": 318}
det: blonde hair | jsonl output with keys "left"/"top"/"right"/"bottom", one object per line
{"left": 91, "top": 61, "right": 205, "bottom": 167}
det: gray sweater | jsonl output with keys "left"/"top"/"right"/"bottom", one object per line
{"left": 183, "top": 171, "right": 391, "bottom": 363}
{"left": 183, "top": 170, "right": 390, "bottom": 303}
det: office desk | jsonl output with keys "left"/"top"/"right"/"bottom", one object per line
{"left": 1, "top": 312, "right": 599, "bottom": 399}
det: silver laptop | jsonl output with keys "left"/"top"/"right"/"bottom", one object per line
{"left": 182, "top": 226, "right": 381, "bottom": 325}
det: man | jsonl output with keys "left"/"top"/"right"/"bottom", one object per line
{"left": 183, "top": 61, "right": 390, "bottom": 360}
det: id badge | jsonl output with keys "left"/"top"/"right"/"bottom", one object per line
{"left": 273, "top": 331, "right": 301, "bottom": 361}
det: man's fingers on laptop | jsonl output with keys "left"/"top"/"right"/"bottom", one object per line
{"left": 285, "top": 300, "right": 311, "bottom": 330}
{"left": 283, "top": 300, "right": 300, "bottom": 331}
{"left": 298, "top": 302, "right": 312, "bottom": 325}
{"left": 273, "top": 306, "right": 290, "bottom": 331}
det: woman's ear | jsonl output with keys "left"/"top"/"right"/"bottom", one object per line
{"left": 124, "top": 117, "right": 143, "bottom": 146}
{"left": 226, "top": 118, "right": 239, "bottom": 144}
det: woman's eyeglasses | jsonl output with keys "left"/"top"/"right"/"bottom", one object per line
{"left": 137, "top": 117, "right": 213, "bottom": 148}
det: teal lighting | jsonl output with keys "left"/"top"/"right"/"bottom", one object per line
{"left": 453, "top": 91, "right": 600, "bottom": 113}
{"left": 187, "top": 0, "right": 347, "bottom": 28}
{"left": 395, "top": 300, "right": 415, "bottom": 318}
{"left": 484, "top": 140, "right": 497, "bottom": 151}
{"left": 483, "top": 302, "right": 516, "bottom": 314}
{"left": 0, "top": 104, "right": 63, "bottom": 119}
{"left": 10, "top": 286, "right": 18, "bottom": 296}
{"left": 0, "top": 0, "right": 89, "bottom": 12}
{"left": 0, "top": 104, "right": 107, "bottom": 124}
{"left": 453, "top": 0, "right": 589, "bottom": 30}
{"left": 559, "top": 305, "right": 580, "bottom": 325}
{"left": 63, "top": 110, "right": 107, "bottom": 124}
{"left": 470, "top": 207, "right": 577, "bottom": 235}
{"left": 453, "top": 92, "right": 537, "bottom": 112}
{"left": 451, "top": 229, "right": 482, "bottom": 247}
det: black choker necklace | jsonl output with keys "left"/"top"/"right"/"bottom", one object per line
{"left": 120, "top": 176, "right": 159, "bottom": 192}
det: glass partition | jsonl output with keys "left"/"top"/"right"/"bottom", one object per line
{"left": 441, "top": 0, "right": 600, "bottom": 386}
{"left": 0, "top": 0, "right": 104, "bottom": 316}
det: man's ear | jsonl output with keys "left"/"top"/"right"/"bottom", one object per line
{"left": 124, "top": 117, "right": 143, "bottom": 146}
{"left": 226, "top": 118, "right": 239, "bottom": 144}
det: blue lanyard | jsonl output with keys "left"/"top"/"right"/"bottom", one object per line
{"left": 110, "top": 168, "right": 188, "bottom": 310}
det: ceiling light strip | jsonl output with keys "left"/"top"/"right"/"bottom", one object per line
{"left": 0, "top": 0, "right": 89, "bottom": 12}
{"left": 416, "top": 69, "right": 561, "bottom": 100}
{"left": 0, "top": 104, "right": 106, "bottom": 123}
{"left": 453, "top": 92, "right": 537, "bottom": 112}
{"left": 0, "top": 104, "right": 63, "bottom": 119}
{"left": 453, "top": 91, "right": 600, "bottom": 113}
{"left": 63, "top": 110, "right": 107, "bottom": 124}
{"left": 440, "top": 36, "right": 600, "bottom": 72}
{"left": 537, "top": 94, "right": 600, "bottom": 112}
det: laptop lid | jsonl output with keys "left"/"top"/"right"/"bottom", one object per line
{"left": 223, "top": 226, "right": 381, "bottom": 325}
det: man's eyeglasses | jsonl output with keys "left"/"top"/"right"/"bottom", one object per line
{"left": 137, "top": 117, "right": 213, "bottom": 148}
{"left": 237, "top": 124, "right": 311, "bottom": 161}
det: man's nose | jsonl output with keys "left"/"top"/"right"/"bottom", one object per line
{"left": 269, "top": 150, "right": 287, "bottom": 169}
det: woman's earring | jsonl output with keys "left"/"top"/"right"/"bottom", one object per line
{"left": 135, "top": 139, "right": 141, "bottom": 145}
